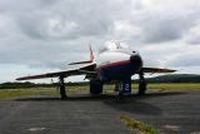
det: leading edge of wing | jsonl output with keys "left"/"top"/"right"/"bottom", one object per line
{"left": 142, "top": 67, "right": 176, "bottom": 73}
{"left": 16, "top": 63, "right": 96, "bottom": 81}
{"left": 16, "top": 69, "right": 79, "bottom": 80}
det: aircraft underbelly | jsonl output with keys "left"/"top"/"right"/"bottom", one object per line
{"left": 99, "top": 63, "right": 138, "bottom": 81}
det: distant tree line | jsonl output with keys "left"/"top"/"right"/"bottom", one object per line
{"left": 0, "top": 81, "right": 89, "bottom": 89}
{"left": 0, "top": 74, "right": 199, "bottom": 89}
{"left": 144, "top": 74, "right": 200, "bottom": 83}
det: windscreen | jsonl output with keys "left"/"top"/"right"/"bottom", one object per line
{"left": 98, "top": 41, "right": 130, "bottom": 54}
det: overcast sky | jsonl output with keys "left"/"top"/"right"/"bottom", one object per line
{"left": 0, "top": 0, "right": 200, "bottom": 83}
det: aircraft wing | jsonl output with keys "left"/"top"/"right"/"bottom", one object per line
{"left": 16, "top": 63, "right": 96, "bottom": 81}
{"left": 142, "top": 67, "right": 176, "bottom": 73}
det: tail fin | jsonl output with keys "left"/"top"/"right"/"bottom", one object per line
{"left": 68, "top": 45, "right": 95, "bottom": 65}
{"left": 89, "top": 45, "right": 95, "bottom": 62}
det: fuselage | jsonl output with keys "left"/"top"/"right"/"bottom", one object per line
{"left": 95, "top": 41, "right": 143, "bottom": 81}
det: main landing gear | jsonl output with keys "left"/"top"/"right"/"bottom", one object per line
{"left": 59, "top": 76, "right": 67, "bottom": 99}
{"left": 89, "top": 79, "right": 103, "bottom": 95}
{"left": 138, "top": 72, "right": 147, "bottom": 95}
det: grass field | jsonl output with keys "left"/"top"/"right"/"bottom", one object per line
{"left": 120, "top": 115, "right": 160, "bottom": 134}
{"left": 105, "top": 83, "right": 200, "bottom": 90}
{"left": 147, "top": 83, "right": 200, "bottom": 90}
{"left": 0, "top": 83, "right": 199, "bottom": 99}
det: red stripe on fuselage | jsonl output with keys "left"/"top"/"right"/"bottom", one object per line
{"left": 98, "top": 60, "right": 130, "bottom": 69}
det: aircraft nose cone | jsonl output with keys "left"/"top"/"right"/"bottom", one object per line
{"left": 130, "top": 54, "right": 143, "bottom": 66}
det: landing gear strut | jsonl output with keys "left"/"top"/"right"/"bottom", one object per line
{"left": 115, "top": 82, "right": 123, "bottom": 101}
{"left": 59, "top": 76, "right": 67, "bottom": 99}
{"left": 138, "top": 72, "right": 147, "bottom": 95}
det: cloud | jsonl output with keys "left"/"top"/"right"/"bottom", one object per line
{"left": 139, "top": 13, "right": 193, "bottom": 43}
{"left": 168, "top": 51, "right": 200, "bottom": 67}
{"left": 184, "top": 20, "right": 200, "bottom": 45}
{"left": 129, "top": 4, "right": 200, "bottom": 43}
{"left": 12, "top": 0, "right": 113, "bottom": 40}
{"left": 0, "top": 0, "right": 200, "bottom": 82}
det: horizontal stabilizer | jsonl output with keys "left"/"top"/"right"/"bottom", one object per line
{"left": 68, "top": 60, "right": 93, "bottom": 65}
{"left": 68, "top": 45, "right": 95, "bottom": 65}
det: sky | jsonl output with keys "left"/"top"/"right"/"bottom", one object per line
{"left": 0, "top": 0, "right": 200, "bottom": 83}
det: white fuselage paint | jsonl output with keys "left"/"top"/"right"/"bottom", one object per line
{"left": 95, "top": 41, "right": 139, "bottom": 68}
{"left": 96, "top": 51, "right": 130, "bottom": 68}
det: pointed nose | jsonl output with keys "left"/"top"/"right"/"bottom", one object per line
{"left": 130, "top": 54, "right": 143, "bottom": 66}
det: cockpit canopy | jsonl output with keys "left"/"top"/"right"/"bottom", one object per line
{"left": 99, "top": 40, "right": 133, "bottom": 54}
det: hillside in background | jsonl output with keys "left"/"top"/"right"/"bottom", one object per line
{"left": 0, "top": 74, "right": 199, "bottom": 89}
{"left": 145, "top": 74, "right": 200, "bottom": 83}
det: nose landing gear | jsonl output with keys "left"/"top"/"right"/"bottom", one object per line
{"left": 114, "top": 79, "right": 132, "bottom": 101}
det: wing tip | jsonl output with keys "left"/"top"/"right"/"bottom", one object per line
{"left": 142, "top": 67, "right": 177, "bottom": 73}
{"left": 163, "top": 68, "right": 177, "bottom": 72}
{"left": 16, "top": 77, "right": 27, "bottom": 81}
{"left": 15, "top": 77, "right": 21, "bottom": 81}
{"left": 170, "top": 69, "right": 177, "bottom": 72}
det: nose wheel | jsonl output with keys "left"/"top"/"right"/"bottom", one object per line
{"left": 138, "top": 72, "right": 147, "bottom": 95}
{"left": 114, "top": 79, "right": 132, "bottom": 101}
{"left": 114, "top": 82, "right": 124, "bottom": 101}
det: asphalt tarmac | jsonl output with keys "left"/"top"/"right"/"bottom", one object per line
{"left": 0, "top": 89, "right": 200, "bottom": 134}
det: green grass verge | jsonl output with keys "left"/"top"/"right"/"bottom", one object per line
{"left": 104, "top": 83, "right": 200, "bottom": 90}
{"left": 0, "top": 88, "right": 57, "bottom": 99}
{"left": 0, "top": 86, "right": 90, "bottom": 99}
{"left": 120, "top": 115, "right": 160, "bottom": 134}
{"left": 0, "top": 83, "right": 199, "bottom": 99}
{"left": 103, "top": 83, "right": 200, "bottom": 91}
{"left": 146, "top": 83, "right": 200, "bottom": 90}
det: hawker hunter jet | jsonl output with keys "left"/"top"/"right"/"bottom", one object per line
{"left": 16, "top": 41, "right": 176, "bottom": 99}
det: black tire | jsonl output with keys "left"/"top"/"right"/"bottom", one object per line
{"left": 90, "top": 79, "right": 103, "bottom": 95}
{"left": 138, "top": 82, "right": 147, "bottom": 95}
{"left": 60, "top": 88, "right": 67, "bottom": 99}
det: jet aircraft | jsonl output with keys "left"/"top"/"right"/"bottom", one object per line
{"left": 16, "top": 41, "right": 176, "bottom": 99}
